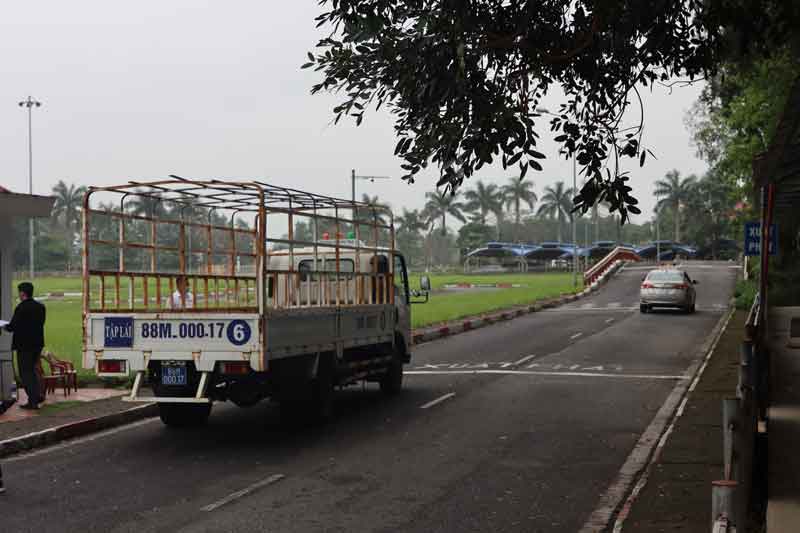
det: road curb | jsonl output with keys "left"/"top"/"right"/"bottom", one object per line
{"left": 0, "top": 403, "right": 157, "bottom": 459}
{"left": 412, "top": 261, "right": 626, "bottom": 346}
{"left": 579, "top": 298, "right": 737, "bottom": 532}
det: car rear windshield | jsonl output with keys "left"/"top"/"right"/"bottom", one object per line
{"left": 646, "top": 271, "right": 684, "bottom": 283}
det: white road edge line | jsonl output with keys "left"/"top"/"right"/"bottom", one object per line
{"left": 419, "top": 392, "right": 456, "bottom": 409}
{"left": 513, "top": 353, "right": 538, "bottom": 367}
{"left": 578, "top": 303, "right": 735, "bottom": 533}
{"left": 201, "top": 474, "right": 285, "bottom": 512}
{"left": 570, "top": 332, "right": 583, "bottom": 340}
{"left": 605, "top": 318, "right": 615, "bottom": 324}
{"left": 406, "top": 370, "right": 687, "bottom": 380}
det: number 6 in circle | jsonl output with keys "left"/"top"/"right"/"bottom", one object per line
{"left": 226, "top": 320, "right": 252, "bottom": 346}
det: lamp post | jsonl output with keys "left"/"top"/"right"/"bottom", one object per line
{"left": 536, "top": 108, "right": 578, "bottom": 289}
{"left": 655, "top": 202, "right": 661, "bottom": 264}
{"left": 351, "top": 169, "right": 391, "bottom": 204}
{"left": 350, "top": 169, "right": 391, "bottom": 236}
{"left": 19, "top": 96, "right": 42, "bottom": 279}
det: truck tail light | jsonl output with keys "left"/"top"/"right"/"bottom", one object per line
{"left": 219, "top": 362, "right": 250, "bottom": 375}
{"left": 98, "top": 360, "right": 126, "bottom": 373}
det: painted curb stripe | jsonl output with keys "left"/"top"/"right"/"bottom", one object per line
{"left": 0, "top": 403, "right": 158, "bottom": 459}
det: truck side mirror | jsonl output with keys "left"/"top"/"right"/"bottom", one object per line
{"left": 411, "top": 276, "right": 431, "bottom": 304}
{"left": 420, "top": 276, "right": 431, "bottom": 292}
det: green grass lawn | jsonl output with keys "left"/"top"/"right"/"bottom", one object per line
{"left": 409, "top": 272, "right": 579, "bottom": 328}
{"left": 14, "top": 272, "right": 580, "bottom": 378}
{"left": 14, "top": 276, "right": 83, "bottom": 294}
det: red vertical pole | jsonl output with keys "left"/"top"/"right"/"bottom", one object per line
{"left": 759, "top": 183, "right": 775, "bottom": 332}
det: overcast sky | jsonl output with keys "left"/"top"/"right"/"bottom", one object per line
{"left": 0, "top": 1, "right": 707, "bottom": 223}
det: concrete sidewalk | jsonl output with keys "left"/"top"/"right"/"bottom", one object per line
{"left": 621, "top": 310, "right": 747, "bottom": 532}
{"left": 0, "top": 386, "right": 154, "bottom": 456}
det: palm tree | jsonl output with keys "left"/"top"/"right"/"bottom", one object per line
{"left": 654, "top": 170, "right": 697, "bottom": 243}
{"left": 395, "top": 209, "right": 428, "bottom": 266}
{"left": 395, "top": 209, "right": 428, "bottom": 236}
{"left": 52, "top": 180, "right": 87, "bottom": 234}
{"left": 358, "top": 193, "right": 390, "bottom": 226}
{"left": 52, "top": 180, "right": 88, "bottom": 273}
{"left": 127, "top": 192, "right": 168, "bottom": 218}
{"left": 537, "top": 181, "right": 574, "bottom": 242}
{"left": 502, "top": 177, "right": 537, "bottom": 241}
{"left": 463, "top": 180, "right": 503, "bottom": 226}
{"left": 424, "top": 189, "right": 466, "bottom": 235}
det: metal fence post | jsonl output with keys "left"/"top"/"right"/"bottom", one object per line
{"left": 711, "top": 479, "right": 738, "bottom": 531}
{"left": 722, "top": 398, "right": 740, "bottom": 480}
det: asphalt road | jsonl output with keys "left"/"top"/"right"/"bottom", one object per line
{"left": 0, "top": 261, "right": 738, "bottom": 533}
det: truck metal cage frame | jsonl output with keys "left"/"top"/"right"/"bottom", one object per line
{"left": 82, "top": 176, "right": 396, "bottom": 320}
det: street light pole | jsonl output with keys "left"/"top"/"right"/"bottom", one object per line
{"left": 656, "top": 204, "right": 661, "bottom": 263}
{"left": 19, "top": 96, "right": 42, "bottom": 280}
{"left": 349, "top": 169, "right": 391, "bottom": 236}
{"left": 536, "top": 107, "right": 580, "bottom": 289}
{"left": 572, "top": 153, "right": 578, "bottom": 290}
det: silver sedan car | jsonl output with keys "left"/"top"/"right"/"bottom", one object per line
{"left": 640, "top": 268, "right": 697, "bottom": 313}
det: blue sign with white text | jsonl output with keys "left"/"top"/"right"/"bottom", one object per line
{"left": 744, "top": 221, "right": 777, "bottom": 256}
{"left": 104, "top": 317, "right": 134, "bottom": 347}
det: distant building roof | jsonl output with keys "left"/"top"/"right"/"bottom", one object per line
{"left": 0, "top": 188, "right": 55, "bottom": 218}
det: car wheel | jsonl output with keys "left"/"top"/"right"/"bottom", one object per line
{"left": 640, "top": 304, "right": 648, "bottom": 313}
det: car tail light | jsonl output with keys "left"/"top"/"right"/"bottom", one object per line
{"left": 98, "top": 360, "right": 126, "bottom": 373}
{"left": 674, "top": 283, "right": 688, "bottom": 289}
{"left": 219, "top": 362, "right": 250, "bottom": 375}
{"left": 641, "top": 282, "right": 654, "bottom": 289}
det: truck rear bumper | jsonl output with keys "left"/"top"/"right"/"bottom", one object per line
{"left": 123, "top": 396, "right": 210, "bottom": 404}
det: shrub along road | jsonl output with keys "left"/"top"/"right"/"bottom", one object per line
{"left": 0, "top": 262, "right": 737, "bottom": 532}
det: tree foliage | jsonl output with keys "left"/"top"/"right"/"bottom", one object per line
{"left": 463, "top": 180, "right": 503, "bottom": 225}
{"left": 306, "top": 0, "right": 800, "bottom": 222}
{"left": 537, "top": 181, "right": 574, "bottom": 242}
{"left": 423, "top": 189, "right": 466, "bottom": 234}
{"left": 687, "top": 48, "right": 800, "bottom": 197}
{"left": 654, "top": 170, "right": 697, "bottom": 243}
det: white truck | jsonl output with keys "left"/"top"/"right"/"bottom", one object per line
{"left": 82, "top": 178, "right": 429, "bottom": 426}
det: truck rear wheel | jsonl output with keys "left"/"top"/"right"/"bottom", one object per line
{"left": 380, "top": 356, "right": 404, "bottom": 395}
{"left": 309, "top": 372, "right": 334, "bottom": 422}
{"left": 158, "top": 403, "right": 212, "bottom": 428}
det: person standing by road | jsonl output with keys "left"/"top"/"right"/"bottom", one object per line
{"left": 4, "top": 282, "right": 46, "bottom": 410}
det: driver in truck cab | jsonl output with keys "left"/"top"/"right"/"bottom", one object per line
{"left": 166, "top": 275, "right": 193, "bottom": 309}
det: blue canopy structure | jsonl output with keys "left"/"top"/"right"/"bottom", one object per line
{"left": 524, "top": 242, "right": 581, "bottom": 261}
{"left": 635, "top": 241, "right": 697, "bottom": 260}
{"left": 465, "top": 241, "right": 540, "bottom": 259}
{"left": 464, "top": 242, "right": 539, "bottom": 272}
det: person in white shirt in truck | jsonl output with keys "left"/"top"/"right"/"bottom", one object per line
{"left": 167, "top": 275, "right": 193, "bottom": 309}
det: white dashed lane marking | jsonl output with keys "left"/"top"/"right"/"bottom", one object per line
{"left": 420, "top": 392, "right": 456, "bottom": 409}
{"left": 200, "top": 474, "right": 285, "bottom": 512}
{"left": 513, "top": 353, "right": 538, "bottom": 366}
{"left": 570, "top": 332, "right": 583, "bottom": 340}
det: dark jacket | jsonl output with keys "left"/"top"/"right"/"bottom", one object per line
{"left": 5, "top": 299, "right": 46, "bottom": 352}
